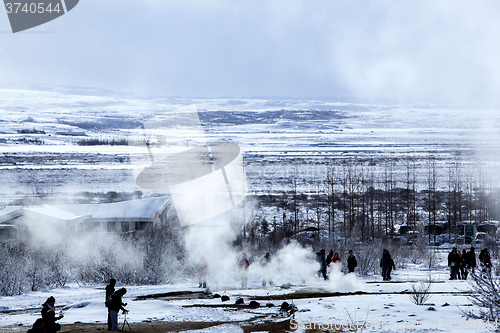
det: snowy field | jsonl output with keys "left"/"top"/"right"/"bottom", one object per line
{"left": 2, "top": 87, "right": 500, "bottom": 203}
{"left": 0, "top": 260, "right": 488, "bottom": 333}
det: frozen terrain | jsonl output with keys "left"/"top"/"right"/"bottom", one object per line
{"left": 1, "top": 87, "right": 500, "bottom": 204}
{"left": 0, "top": 258, "right": 488, "bottom": 333}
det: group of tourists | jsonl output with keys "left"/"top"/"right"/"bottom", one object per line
{"left": 315, "top": 248, "right": 358, "bottom": 280}
{"left": 237, "top": 252, "right": 275, "bottom": 289}
{"left": 234, "top": 249, "right": 360, "bottom": 286}
{"left": 447, "top": 246, "right": 494, "bottom": 280}
{"left": 26, "top": 296, "right": 63, "bottom": 333}
{"left": 447, "top": 247, "right": 477, "bottom": 280}
{"left": 26, "top": 279, "right": 128, "bottom": 332}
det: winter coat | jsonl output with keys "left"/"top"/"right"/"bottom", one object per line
{"left": 380, "top": 252, "right": 395, "bottom": 270}
{"left": 326, "top": 251, "right": 333, "bottom": 266}
{"left": 43, "top": 317, "right": 61, "bottom": 333}
{"left": 197, "top": 260, "right": 208, "bottom": 273}
{"left": 467, "top": 249, "right": 477, "bottom": 268}
{"left": 315, "top": 252, "right": 327, "bottom": 270}
{"left": 105, "top": 284, "right": 115, "bottom": 305}
{"left": 107, "top": 290, "right": 127, "bottom": 312}
{"left": 41, "top": 302, "right": 55, "bottom": 319}
{"left": 331, "top": 254, "right": 341, "bottom": 264}
{"left": 480, "top": 250, "right": 492, "bottom": 268}
{"left": 448, "top": 251, "right": 460, "bottom": 267}
{"left": 260, "top": 255, "right": 271, "bottom": 267}
{"left": 347, "top": 255, "right": 357, "bottom": 271}
{"left": 239, "top": 258, "right": 249, "bottom": 271}
{"left": 461, "top": 251, "right": 468, "bottom": 267}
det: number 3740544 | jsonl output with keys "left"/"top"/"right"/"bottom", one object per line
{"left": 5, "top": 2, "right": 62, "bottom": 14}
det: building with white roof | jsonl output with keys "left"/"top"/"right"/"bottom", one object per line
{"left": 0, "top": 196, "right": 171, "bottom": 241}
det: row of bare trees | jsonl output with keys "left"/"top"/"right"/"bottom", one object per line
{"left": 249, "top": 156, "right": 500, "bottom": 246}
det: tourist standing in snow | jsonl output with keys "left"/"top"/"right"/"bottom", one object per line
{"left": 447, "top": 248, "right": 460, "bottom": 280}
{"left": 329, "top": 252, "right": 342, "bottom": 273}
{"left": 315, "top": 248, "right": 327, "bottom": 280}
{"left": 197, "top": 259, "right": 208, "bottom": 288}
{"left": 238, "top": 254, "right": 250, "bottom": 289}
{"left": 466, "top": 246, "right": 477, "bottom": 274}
{"left": 460, "top": 249, "right": 468, "bottom": 279}
{"left": 105, "top": 278, "right": 116, "bottom": 331}
{"left": 347, "top": 250, "right": 357, "bottom": 273}
{"left": 479, "top": 248, "right": 492, "bottom": 272}
{"left": 380, "top": 249, "right": 395, "bottom": 281}
{"left": 456, "top": 251, "right": 463, "bottom": 280}
{"left": 106, "top": 288, "right": 128, "bottom": 331}
{"left": 260, "top": 252, "right": 274, "bottom": 286}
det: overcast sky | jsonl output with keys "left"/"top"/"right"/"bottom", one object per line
{"left": 1, "top": 0, "right": 500, "bottom": 106}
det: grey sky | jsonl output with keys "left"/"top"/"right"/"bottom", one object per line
{"left": 1, "top": 0, "right": 500, "bottom": 106}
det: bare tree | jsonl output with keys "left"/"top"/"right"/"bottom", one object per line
{"left": 325, "top": 166, "right": 337, "bottom": 239}
{"left": 426, "top": 156, "right": 438, "bottom": 245}
{"left": 467, "top": 271, "right": 500, "bottom": 321}
{"left": 313, "top": 183, "right": 324, "bottom": 243}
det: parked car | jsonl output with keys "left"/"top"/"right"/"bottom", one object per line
{"left": 473, "top": 232, "right": 494, "bottom": 246}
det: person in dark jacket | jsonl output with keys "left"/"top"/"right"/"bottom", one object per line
{"left": 460, "top": 249, "right": 468, "bottom": 279}
{"left": 315, "top": 248, "right": 327, "bottom": 280}
{"left": 380, "top": 249, "right": 395, "bottom": 281}
{"left": 27, "top": 318, "right": 45, "bottom": 333}
{"left": 347, "top": 250, "right": 357, "bottom": 273}
{"left": 466, "top": 247, "right": 477, "bottom": 273}
{"left": 43, "top": 310, "right": 61, "bottom": 333}
{"left": 456, "top": 250, "right": 463, "bottom": 280}
{"left": 107, "top": 288, "right": 128, "bottom": 331}
{"left": 105, "top": 278, "right": 116, "bottom": 331}
{"left": 448, "top": 248, "right": 461, "bottom": 280}
{"left": 479, "top": 248, "right": 492, "bottom": 273}
{"left": 260, "top": 252, "right": 274, "bottom": 286}
{"left": 326, "top": 250, "right": 334, "bottom": 267}
{"left": 41, "top": 296, "right": 56, "bottom": 319}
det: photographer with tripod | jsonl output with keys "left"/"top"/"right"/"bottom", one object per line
{"left": 105, "top": 288, "right": 128, "bottom": 331}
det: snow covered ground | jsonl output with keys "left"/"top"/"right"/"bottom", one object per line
{"left": 0, "top": 262, "right": 489, "bottom": 333}
{"left": 2, "top": 87, "right": 500, "bottom": 203}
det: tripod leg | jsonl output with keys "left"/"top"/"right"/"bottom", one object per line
{"left": 121, "top": 313, "right": 126, "bottom": 331}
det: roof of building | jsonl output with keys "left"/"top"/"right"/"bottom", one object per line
{"left": 54, "top": 196, "right": 171, "bottom": 222}
{"left": 0, "top": 206, "right": 23, "bottom": 223}
{"left": 0, "top": 196, "right": 171, "bottom": 225}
